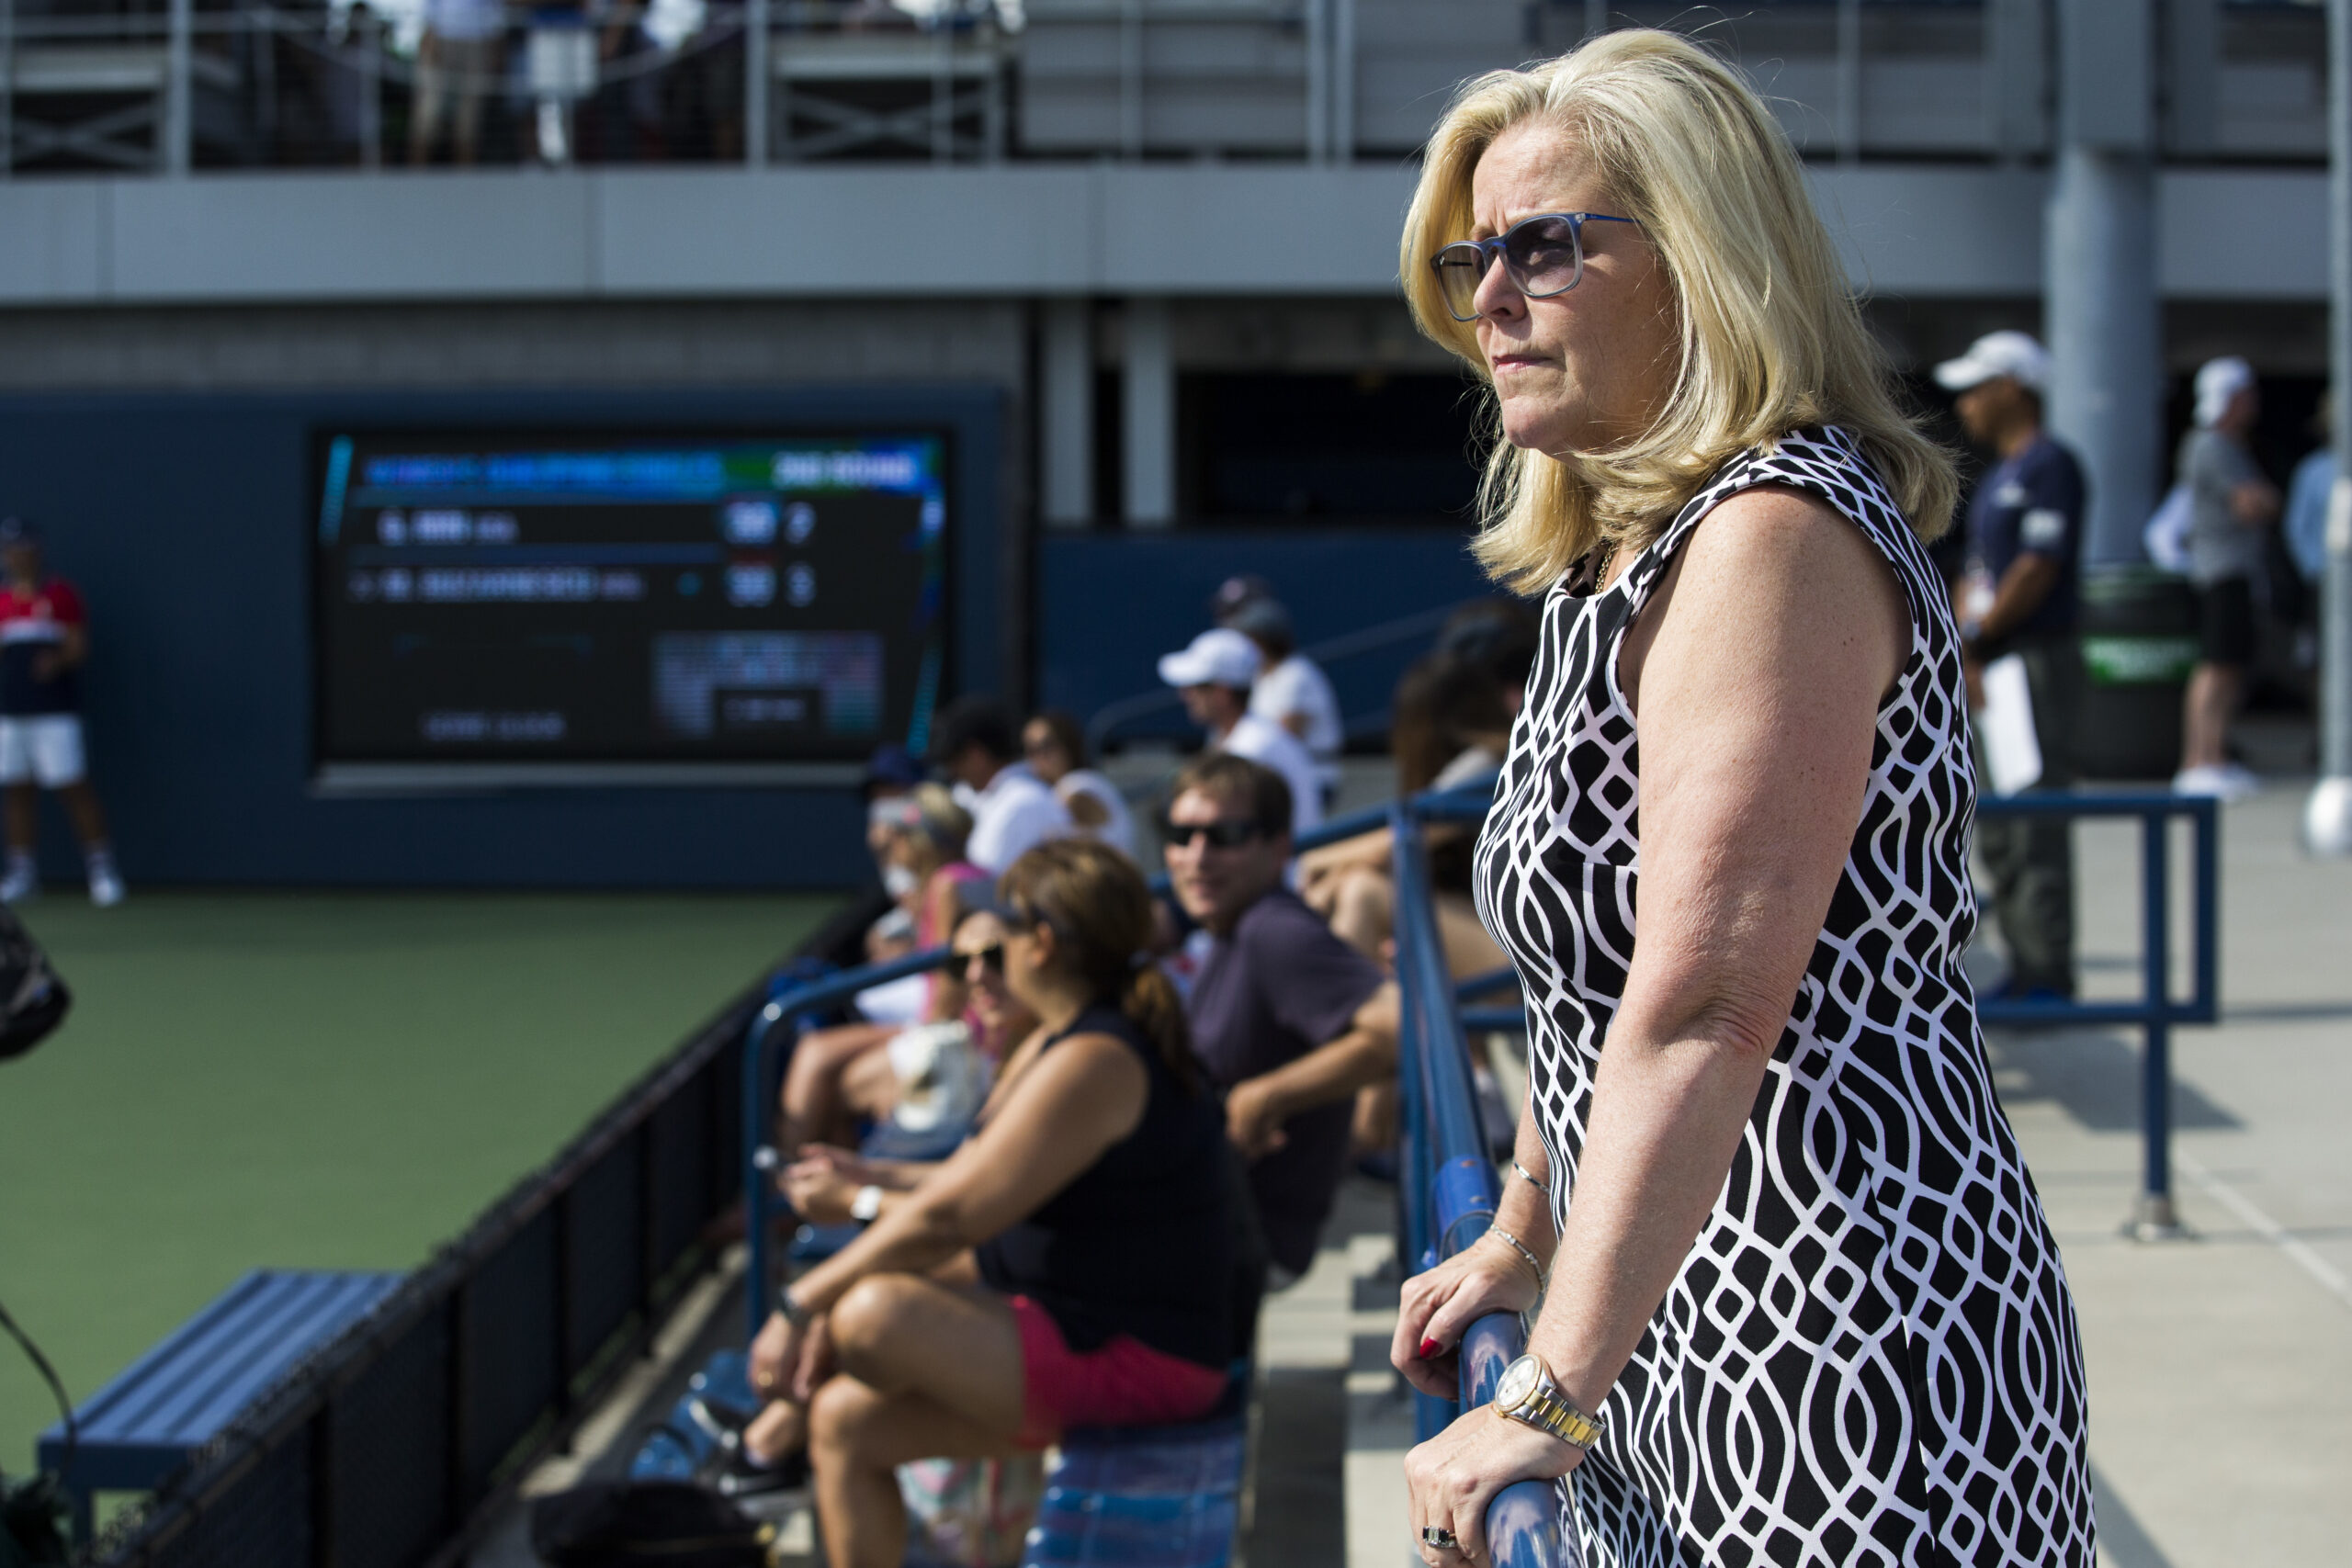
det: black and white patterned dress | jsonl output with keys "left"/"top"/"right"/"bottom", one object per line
{"left": 1473, "top": 428, "right": 2094, "bottom": 1567}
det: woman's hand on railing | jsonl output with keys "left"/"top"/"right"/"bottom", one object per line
{"left": 1405, "top": 1405, "right": 1583, "bottom": 1566}
{"left": 1390, "top": 1243, "right": 1541, "bottom": 1399}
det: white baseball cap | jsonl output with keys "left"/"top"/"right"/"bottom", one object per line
{"left": 1934, "top": 331, "right": 2049, "bottom": 393}
{"left": 1158, "top": 627, "right": 1262, "bottom": 690}
{"left": 2193, "top": 356, "right": 2255, "bottom": 429}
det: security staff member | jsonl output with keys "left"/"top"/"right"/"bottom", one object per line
{"left": 1936, "top": 332, "right": 2085, "bottom": 1000}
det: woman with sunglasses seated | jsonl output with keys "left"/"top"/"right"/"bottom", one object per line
{"left": 746, "top": 839, "right": 1253, "bottom": 1568}
{"left": 779, "top": 907, "right": 1041, "bottom": 1228}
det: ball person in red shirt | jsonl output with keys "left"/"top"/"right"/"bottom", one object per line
{"left": 0, "top": 518, "right": 121, "bottom": 907}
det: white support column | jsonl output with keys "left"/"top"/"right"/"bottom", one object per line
{"left": 1122, "top": 298, "right": 1175, "bottom": 529}
{"left": 2045, "top": 0, "right": 2160, "bottom": 567}
{"left": 1042, "top": 299, "right": 1095, "bottom": 529}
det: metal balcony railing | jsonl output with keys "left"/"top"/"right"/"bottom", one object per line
{"left": 0, "top": 0, "right": 2323, "bottom": 177}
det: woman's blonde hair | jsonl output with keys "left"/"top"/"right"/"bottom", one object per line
{"left": 1399, "top": 28, "right": 1958, "bottom": 592}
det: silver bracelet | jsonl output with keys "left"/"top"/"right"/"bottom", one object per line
{"left": 1511, "top": 1160, "right": 1551, "bottom": 1199}
{"left": 1483, "top": 1224, "right": 1547, "bottom": 1284}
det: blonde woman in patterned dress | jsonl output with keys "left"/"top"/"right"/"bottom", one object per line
{"left": 1386, "top": 31, "right": 2093, "bottom": 1568}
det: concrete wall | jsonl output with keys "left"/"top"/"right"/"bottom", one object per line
{"left": 0, "top": 164, "right": 2327, "bottom": 309}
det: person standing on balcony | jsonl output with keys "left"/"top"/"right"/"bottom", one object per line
{"left": 1386, "top": 31, "right": 2089, "bottom": 1568}
{"left": 2173, "top": 356, "right": 2282, "bottom": 799}
{"left": 0, "top": 519, "right": 122, "bottom": 908}
{"left": 1156, "top": 627, "right": 1322, "bottom": 838}
{"left": 409, "top": 0, "right": 507, "bottom": 165}
{"left": 1936, "top": 329, "right": 2086, "bottom": 1001}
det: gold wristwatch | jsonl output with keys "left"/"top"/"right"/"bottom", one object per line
{"left": 1491, "top": 1353, "right": 1603, "bottom": 1450}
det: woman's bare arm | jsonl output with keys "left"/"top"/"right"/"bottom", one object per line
{"left": 782, "top": 1032, "right": 1148, "bottom": 1314}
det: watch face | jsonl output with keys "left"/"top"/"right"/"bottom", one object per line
{"left": 1494, "top": 1355, "right": 1539, "bottom": 1410}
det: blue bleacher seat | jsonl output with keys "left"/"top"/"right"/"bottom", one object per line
{"left": 38, "top": 1268, "right": 403, "bottom": 1540}
{"left": 1020, "top": 1372, "right": 1250, "bottom": 1568}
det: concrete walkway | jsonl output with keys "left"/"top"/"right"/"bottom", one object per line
{"left": 1336, "top": 783, "right": 2352, "bottom": 1568}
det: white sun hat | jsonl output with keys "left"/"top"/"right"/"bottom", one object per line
{"left": 1157, "top": 627, "right": 1263, "bottom": 690}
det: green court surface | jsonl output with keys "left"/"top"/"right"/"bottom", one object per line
{"left": 0, "top": 888, "right": 834, "bottom": 1479}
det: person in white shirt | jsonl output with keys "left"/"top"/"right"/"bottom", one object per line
{"left": 928, "top": 695, "right": 1070, "bottom": 874}
{"left": 1157, "top": 628, "right": 1323, "bottom": 837}
{"left": 1021, "top": 709, "right": 1136, "bottom": 860}
{"left": 1224, "top": 597, "right": 1343, "bottom": 800}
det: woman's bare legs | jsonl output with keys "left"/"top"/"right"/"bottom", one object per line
{"left": 779, "top": 1022, "right": 895, "bottom": 1158}
{"left": 808, "top": 1275, "right": 1031, "bottom": 1568}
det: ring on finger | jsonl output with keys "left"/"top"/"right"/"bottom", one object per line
{"left": 1419, "top": 1527, "right": 1460, "bottom": 1551}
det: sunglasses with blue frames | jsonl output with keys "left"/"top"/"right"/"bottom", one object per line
{"left": 1430, "top": 211, "right": 1640, "bottom": 322}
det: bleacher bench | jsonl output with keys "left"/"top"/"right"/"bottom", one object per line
{"left": 636, "top": 1350, "right": 1248, "bottom": 1568}
{"left": 38, "top": 1268, "right": 403, "bottom": 1540}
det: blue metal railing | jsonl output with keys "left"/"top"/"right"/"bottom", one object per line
{"left": 1390, "top": 785, "right": 1568, "bottom": 1568}
{"left": 1451, "top": 790, "right": 2222, "bottom": 1235}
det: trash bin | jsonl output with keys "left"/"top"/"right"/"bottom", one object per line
{"left": 2075, "top": 568, "right": 2199, "bottom": 780}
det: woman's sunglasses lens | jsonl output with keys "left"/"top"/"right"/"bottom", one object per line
{"left": 1432, "top": 248, "right": 1486, "bottom": 320}
{"left": 967, "top": 944, "right": 1005, "bottom": 974}
{"left": 1506, "top": 216, "right": 1581, "bottom": 296}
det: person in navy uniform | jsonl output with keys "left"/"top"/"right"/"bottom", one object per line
{"left": 0, "top": 518, "right": 122, "bottom": 907}
{"left": 1936, "top": 332, "right": 2085, "bottom": 999}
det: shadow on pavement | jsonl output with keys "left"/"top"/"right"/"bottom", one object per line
{"left": 1985, "top": 1028, "right": 2243, "bottom": 1134}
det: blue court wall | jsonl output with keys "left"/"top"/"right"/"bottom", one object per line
{"left": 0, "top": 385, "right": 1005, "bottom": 889}
{"left": 1033, "top": 529, "right": 1498, "bottom": 748}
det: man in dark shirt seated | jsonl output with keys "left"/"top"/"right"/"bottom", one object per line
{"left": 1163, "top": 754, "right": 1400, "bottom": 1285}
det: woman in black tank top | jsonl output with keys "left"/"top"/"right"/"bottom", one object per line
{"left": 747, "top": 840, "right": 1253, "bottom": 1568}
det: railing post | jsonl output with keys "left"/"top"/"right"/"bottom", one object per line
{"left": 2130, "top": 806, "right": 2184, "bottom": 1239}
{"left": 164, "top": 0, "right": 194, "bottom": 174}
{"left": 742, "top": 1000, "right": 782, "bottom": 1337}
{"left": 1, "top": 0, "right": 15, "bottom": 178}
{"left": 1834, "top": 0, "right": 1861, "bottom": 163}
{"left": 1117, "top": 0, "right": 1142, "bottom": 160}
{"left": 1304, "top": 0, "right": 1328, "bottom": 163}
{"left": 1329, "top": 0, "right": 1352, "bottom": 163}
{"left": 744, "top": 0, "right": 768, "bottom": 164}
{"left": 351, "top": 6, "right": 384, "bottom": 170}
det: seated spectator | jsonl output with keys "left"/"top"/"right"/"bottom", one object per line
{"left": 780, "top": 784, "right": 990, "bottom": 1161}
{"left": 741, "top": 841, "right": 1253, "bottom": 1564}
{"left": 1220, "top": 594, "right": 1342, "bottom": 800}
{"left": 1164, "top": 754, "right": 1398, "bottom": 1282}
{"left": 930, "top": 695, "right": 1070, "bottom": 874}
{"left": 781, "top": 908, "right": 1040, "bottom": 1230}
{"left": 1157, "top": 628, "right": 1323, "bottom": 839}
{"left": 1298, "top": 649, "right": 1513, "bottom": 976}
{"left": 1020, "top": 709, "right": 1135, "bottom": 859}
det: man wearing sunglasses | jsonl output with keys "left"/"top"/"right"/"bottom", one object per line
{"left": 1163, "top": 753, "right": 1399, "bottom": 1285}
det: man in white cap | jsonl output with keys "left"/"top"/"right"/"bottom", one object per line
{"left": 2172, "top": 355, "right": 2280, "bottom": 799}
{"left": 1935, "top": 330, "right": 2086, "bottom": 1000}
{"left": 1158, "top": 627, "right": 1322, "bottom": 837}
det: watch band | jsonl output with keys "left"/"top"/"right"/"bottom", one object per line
{"left": 1518, "top": 1386, "right": 1603, "bottom": 1450}
{"left": 776, "top": 1286, "right": 812, "bottom": 1330}
{"left": 851, "top": 1184, "right": 885, "bottom": 1223}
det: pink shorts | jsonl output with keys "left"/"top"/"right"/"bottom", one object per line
{"left": 1006, "top": 1294, "right": 1229, "bottom": 1448}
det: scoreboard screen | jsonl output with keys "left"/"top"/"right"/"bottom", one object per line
{"left": 312, "top": 430, "right": 948, "bottom": 783}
